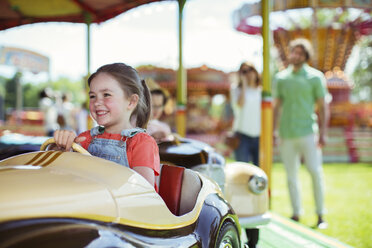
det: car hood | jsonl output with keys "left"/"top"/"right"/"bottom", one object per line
{"left": 0, "top": 151, "right": 222, "bottom": 230}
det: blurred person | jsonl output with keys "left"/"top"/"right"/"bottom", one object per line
{"left": 75, "top": 102, "right": 89, "bottom": 135}
{"left": 39, "top": 88, "right": 59, "bottom": 136}
{"left": 221, "top": 94, "right": 234, "bottom": 131}
{"left": 230, "top": 62, "right": 262, "bottom": 166}
{"left": 146, "top": 79, "right": 172, "bottom": 143}
{"left": 58, "top": 92, "right": 75, "bottom": 130}
{"left": 273, "top": 38, "right": 329, "bottom": 229}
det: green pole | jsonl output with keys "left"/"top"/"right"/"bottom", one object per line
{"left": 84, "top": 12, "right": 92, "bottom": 77}
{"left": 260, "top": 0, "right": 273, "bottom": 204}
{"left": 86, "top": 21, "right": 91, "bottom": 76}
{"left": 176, "top": 0, "right": 187, "bottom": 137}
{"left": 85, "top": 13, "right": 92, "bottom": 128}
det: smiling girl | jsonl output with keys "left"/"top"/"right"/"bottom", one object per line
{"left": 53, "top": 63, "right": 160, "bottom": 190}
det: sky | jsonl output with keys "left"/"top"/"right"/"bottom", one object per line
{"left": 0, "top": 0, "right": 265, "bottom": 82}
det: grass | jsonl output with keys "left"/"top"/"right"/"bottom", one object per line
{"left": 270, "top": 162, "right": 372, "bottom": 248}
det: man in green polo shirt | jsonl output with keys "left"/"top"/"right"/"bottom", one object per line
{"left": 273, "top": 38, "right": 329, "bottom": 229}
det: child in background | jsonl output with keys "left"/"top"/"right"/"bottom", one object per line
{"left": 53, "top": 63, "right": 160, "bottom": 191}
{"left": 147, "top": 87, "right": 172, "bottom": 143}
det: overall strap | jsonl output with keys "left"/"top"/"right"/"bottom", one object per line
{"left": 90, "top": 126, "right": 105, "bottom": 137}
{"left": 89, "top": 126, "right": 146, "bottom": 139}
{"left": 121, "top": 127, "right": 146, "bottom": 138}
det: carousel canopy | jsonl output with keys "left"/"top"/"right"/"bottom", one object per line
{"left": 137, "top": 65, "right": 230, "bottom": 96}
{"left": 233, "top": 0, "right": 372, "bottom": 72}
{"left": 0, "top": 0, "right": 173, "bottom": 31}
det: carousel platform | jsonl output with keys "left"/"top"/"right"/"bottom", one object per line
{"left": 247, "top": 212, "right": 353, "bottom": 248}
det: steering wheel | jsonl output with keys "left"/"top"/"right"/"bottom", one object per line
{"left": 40, "top": 138, "right": 91, "bottom": 155}
{"left": 169, "top": 133, "right": 182, "bottom": 145}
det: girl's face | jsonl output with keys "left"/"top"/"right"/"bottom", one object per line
{"left": 89, "top": 73, "right": 137, "bottom": 133}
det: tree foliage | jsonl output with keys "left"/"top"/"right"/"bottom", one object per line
{"left": 4, "top": 72, "right": 22, "bottom": 110}
{"left": 351, "top": 36, "right": 372, "bottom": 102}
{"left": 23, "top": 83, "right": 42, "bottom": 108}
{"left": 0, "top": 74, "right": 86, "bottom": 112}
{"left": 36, "top": 77, "right": 87, "bottom": 107}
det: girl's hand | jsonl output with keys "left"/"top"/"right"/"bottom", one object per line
{"left": 53, "top": 130, "right": 85, "bottom": 151}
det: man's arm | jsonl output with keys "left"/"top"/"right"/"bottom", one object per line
{"left": 317, "top": 97, "right": 329, "bottom": 147}
{"left": 273, "top": 98, "right": 282, "bottom": 134}
{"left": 273, "top": 98, "right": 282, "bottom": 146}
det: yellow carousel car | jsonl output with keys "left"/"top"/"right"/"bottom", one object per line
{"left": 0, "top": 139, "right": 242, "bottom": 247}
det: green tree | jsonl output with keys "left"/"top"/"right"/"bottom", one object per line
{"left": 50, "top": 77, "right": 86, "bottom": 104}
{"left": 21, "top": 76, "right": 86, "bottom": 109}
{"left": 352, "top": 36, "right": 372, "bottom": 102}
{"left": 23, "top": 82, "right": 41, "bottom": 108}
{"left": 0, "top": 75, "right": 7, "bottom": 121}
{"left": 0, "top": 73, "right": 86, "bottom": 117}
{"left": 0, "top": 75, "right": 6, "bottom": 96}
{"left": 4, "top": 71, "right": 22, "bottom": 110}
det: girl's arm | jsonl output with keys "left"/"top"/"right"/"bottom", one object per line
{"left": 132, "top": 166, "right": 155, "bottom": 187}
{"left": 129, "top": 134, "right": 160, "bottom": 189}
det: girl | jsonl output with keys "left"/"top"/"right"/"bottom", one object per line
{"left": 53, "top": 63, "right": 160, "bottom": 191}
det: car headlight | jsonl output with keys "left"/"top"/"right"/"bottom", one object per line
{"left": 248, "top": 174, "right": 267, "bottom": 194}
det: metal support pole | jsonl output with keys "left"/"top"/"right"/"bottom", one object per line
{"left": 260, "top": 0, "right": 273, "bottom": 205}
{"left": 85, "top": 15, "right": 93, "bottom": 129}
{"left": 86, "top": 21, "right": 91, "bottom": 77}
{"left": 176, "top": 0, "right": 187, "bottom": 137}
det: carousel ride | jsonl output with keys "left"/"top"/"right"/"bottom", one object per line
{"left": 234, "top": 0, "right": 372, "bottom": 162}
{"left": 233, "top": 0, "right": 372, "bottom": 127}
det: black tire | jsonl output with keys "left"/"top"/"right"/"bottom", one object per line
{"left": 215, "top": 221, "right": 240, "bottom": 248}
{"left": 245, "top": 228, "right": 259, "bottom": 248}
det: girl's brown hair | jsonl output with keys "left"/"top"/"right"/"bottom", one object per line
{"left": 88, "top": 63, "right": 151, "bottom": 129}
{"left": 238, "top": 61, "right": 261, "bottom": 87}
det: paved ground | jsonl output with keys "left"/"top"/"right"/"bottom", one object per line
{"left": 242, "top": 213, "right": 353, "bottom": 248}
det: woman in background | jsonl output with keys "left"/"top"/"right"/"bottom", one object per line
{"left": 230, "top": 62, "right": 261, "bottom": 166}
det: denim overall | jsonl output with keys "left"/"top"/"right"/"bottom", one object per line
{"left": 88, "top": 126, "right": 146, "bottom": 167}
